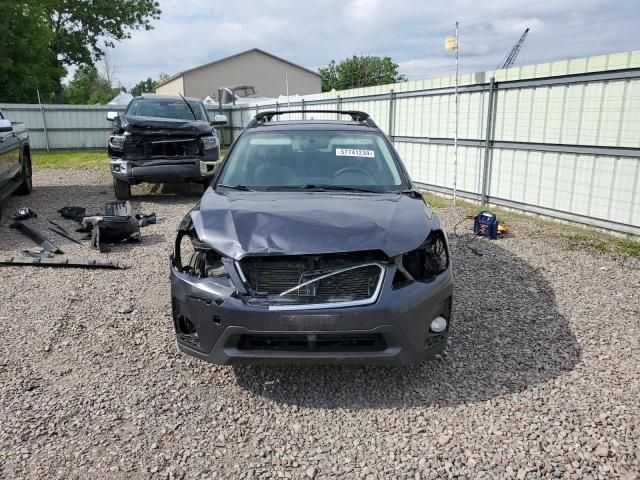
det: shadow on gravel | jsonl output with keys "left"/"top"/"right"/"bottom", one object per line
{"left": 233, "top": 237, "right": 581, "bottom": 408}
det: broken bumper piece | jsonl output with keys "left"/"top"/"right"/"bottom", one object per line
{"left": 0, "top": 255, "right": 127, "bottom": 269}
{"left": 170, "top": 260, "right": 453, "bottom": 365}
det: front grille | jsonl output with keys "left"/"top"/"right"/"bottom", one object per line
{"left": 124, "top": 137, "right": 200, "bottom": 157}
{"left": 242, "top": 258, "right": 383, "bottom": 302}
{"left": 237, "top": 333, "right": 387, "bottom": 352}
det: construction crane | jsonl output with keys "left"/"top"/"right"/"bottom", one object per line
{"left": 498, "top": 28, "right": 530, "bottom": 70}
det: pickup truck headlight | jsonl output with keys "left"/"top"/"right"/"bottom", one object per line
{"left": 394, "top": 230, "right": 449, "bottom": 287}
{"left": 109, "top": 134, "right": 127, "bottom": 150}
{"left": 200, "top": 135, "right": 219, "bottom": 150}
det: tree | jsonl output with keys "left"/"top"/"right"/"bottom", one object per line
{"left": 65, "top": 64, "right": 116, "bottom": 104}
{"left": 0, "top": 2, "right": 64, "bottom": 102}
{"left": 131, "top": 78, "right": 157, "bottom": 96}
{"left": 0, "top": 0, "right": 160, "bottom": 103}
{"left": 319, "top": 56, "right": 406, "bottom": 92}
{"left": 46, "top": 0, "right": 161, "bottom": 65}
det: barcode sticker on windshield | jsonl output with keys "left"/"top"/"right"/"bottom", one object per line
{"left": 336, "top": 148, "right": 375, "bottom": 158}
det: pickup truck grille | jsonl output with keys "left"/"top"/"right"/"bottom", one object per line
{"left": 125, "top": 136, "right": 201, "bottom": 157}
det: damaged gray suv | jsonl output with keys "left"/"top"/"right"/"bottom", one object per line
{"left": 170, "top": 110, "right": 453, "bottom": 365}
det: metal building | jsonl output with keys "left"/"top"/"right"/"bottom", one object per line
{"left": 155, "top": 48, "right": 322, "bottom": 99}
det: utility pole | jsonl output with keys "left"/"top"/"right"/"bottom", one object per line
{"left": 453, "top": 21, "right": 459, "bottom": 205}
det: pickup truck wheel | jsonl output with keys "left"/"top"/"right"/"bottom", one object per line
{"left": 114, "top": 179, "right": 131, "bottom": 200}
{"left": 14, "top": 152, "right": 33, "bottom": 196}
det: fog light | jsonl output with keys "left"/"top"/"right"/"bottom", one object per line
{"left": 430, "top": 316, "right": 447, "bottom": 333}
{"left": 199, "top": 161, "right": 208, "bottom": 175}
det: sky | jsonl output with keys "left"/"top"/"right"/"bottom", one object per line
{"left": 104, "top": 0, "right": 640, "bottom": 90}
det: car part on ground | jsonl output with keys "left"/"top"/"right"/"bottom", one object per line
{"left": 81, "top": 215, "right": 140, "bottom": 253}
{"left": 56, "top": 202, "right": 155, "bottom": 252}
{"left": 107, "top": 94, "right": 226, "bottom": 200}
{"left": 0, "top": 255, "right": 127, "bottom": 269}
{"left": 135, "top": 212, "right": 156, "bottom": 227}
{"left": 47, "top": 226, "right": 84, "bottom": 246}
{"left": 12, "top": 207, "right": 37, "bottom": 220}
{"left": 170, "top": 111, "right": 454, "bottom": 365}
{"left": 58, "top": 206, "right": 87, "bottom": 222}
{"left": 104, "top": 200, "right": 132, "bottom": 217}
{"left": 10, "top": 221, "right": 63, "bottom": 254}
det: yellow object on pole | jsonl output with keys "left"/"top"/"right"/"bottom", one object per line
{"left": 444, "top": 35, "right": 457, "bottom": 51}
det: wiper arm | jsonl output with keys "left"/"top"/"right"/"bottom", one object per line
{"left": 397, "top": 188, "right": 423, "bottom": 198}
{"left": 217, "top": 184, "right": 253, "bottom": 191}
{"left": 267, "top": 184, "right": 378, "bottom": 193}
{"left": 178, "top": 92, "right": 198, "bottom": 120}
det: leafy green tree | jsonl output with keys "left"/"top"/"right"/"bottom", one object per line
{"left": 0, "top": 0, "right": 160, "bottom": 103}
{"left": 65, "top": 64, "right": 115, "bottom": 104}
{"left": 46, "top": 0, "right": 161, "bottom": 65}
{"left": 131, "top": 78, "right": 157, "bottom": 96}
{"left": 0, "top": 2, "right": 63, "bottom": 102}
{"left": 319, "top": 56, "right": 406, "bottom": 92}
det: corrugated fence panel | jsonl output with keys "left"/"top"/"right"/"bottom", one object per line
{"left": 2, "top": 50, "right": 639, "bottom": 234}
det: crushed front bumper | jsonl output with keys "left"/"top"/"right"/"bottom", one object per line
{"left": 110, "top": 157, "right": 219, "bottom": 184}
{"left": 170, "top": 262, "right": 453, "bottom": 365}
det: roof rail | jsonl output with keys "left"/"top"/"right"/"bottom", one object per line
{"left": 247, "top": 110, "right": 377, "bottom": 128}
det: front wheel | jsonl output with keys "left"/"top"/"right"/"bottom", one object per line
{"left": 114, "top": 178, "right": 131, "bottom": 200}
{"left": 14, "top": 152, "right": 33, "bottom": 196}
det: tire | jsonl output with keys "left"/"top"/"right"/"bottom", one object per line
{"left": 14, "top": 152, "right": 33, "bottom": 196}
{"left": 114, "top": 178, "right": 131, "bottom": 200}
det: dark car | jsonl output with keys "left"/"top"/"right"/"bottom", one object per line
{"left": 0, "top": 108, "right": 32, "bottom": 220}
{"left": 170, "top": 110, "right": 453, "bottom": 365}
{"left": 107, "top": 94, "right": 227, "bottom": 200}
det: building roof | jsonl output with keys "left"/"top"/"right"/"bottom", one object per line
{"left": 156, "top": 48, "right": 321, "bottom": 88}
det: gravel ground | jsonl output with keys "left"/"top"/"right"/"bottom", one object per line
{"left": 0, "top": 168, "right": 639, "bottom": 479}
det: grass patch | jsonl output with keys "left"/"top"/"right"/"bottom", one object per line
{"left": 32, "top": 148, "right": 228, "bottom": 170}
{"left": 33, "top": 149, "right": 108, "bottom": 169}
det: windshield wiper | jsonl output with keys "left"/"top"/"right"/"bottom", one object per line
{"left": 266, "top": 184, "right": 379, "bottom": 193}
{"left": 397, "top": 188, "right": 423, "bottom": 198}
{"left": 178, "top": 92, "right": 198, "bottom": 120}
{"left": 217, "top": 184, "right": 253, "bottom": 191}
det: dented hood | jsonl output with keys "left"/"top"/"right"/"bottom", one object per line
{"left": 190, "top": 191, "right": 439, "bottom": 260}
{"left": 115, "top": 115, "right": 212, "bottom": 136}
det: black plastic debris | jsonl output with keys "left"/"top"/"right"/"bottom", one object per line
{"left": 10, "top": 222, "right": 63, "bottom": 254}
{"left": 0, "top": 255, "right": 127, "bottom": 269}
{"left": 58, "top": 202, "right": 155, "bottom": 253}
{"left": 82, "top": 215, "right": 140, "bottom": 252}
{"left": 58, "top": 206, "right": 87, "bottom": 223}
{"left": 136, "top": 212, "right": 156, "bottom": 227}
{"left": 12, "top": 207, "right": 37, "bottom": 221}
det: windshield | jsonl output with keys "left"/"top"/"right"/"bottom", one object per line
{"left": 125, "top": 99, "right": 208, "bottom": 121}
{"left": 218, "top": 130, "right": 407, "bottom": 191}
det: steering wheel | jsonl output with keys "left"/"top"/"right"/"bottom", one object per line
{"left": 333, "top": 167, "right": 374, "bottom": 180}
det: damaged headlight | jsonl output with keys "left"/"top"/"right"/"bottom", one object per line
{"left": 174, "top": 227, "right": 227, "bottom": 279}
{"left": 109, "top": 134, "right": 127, "bottom": 150}
{"left": 200, "top": 135, "right": 219, "bottom": 150}
{"left": 394, "top": 230, "right": 449, "bottom": 286}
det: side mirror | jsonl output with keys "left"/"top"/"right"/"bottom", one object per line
{"left": 0, "top": 119, "right": 12, "bottom": 132}
{"left": 210, "top": 114, "right": 228, "bottom": 126}
{"left": 106, "top": 111, "right": 119, "bottom": 121}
